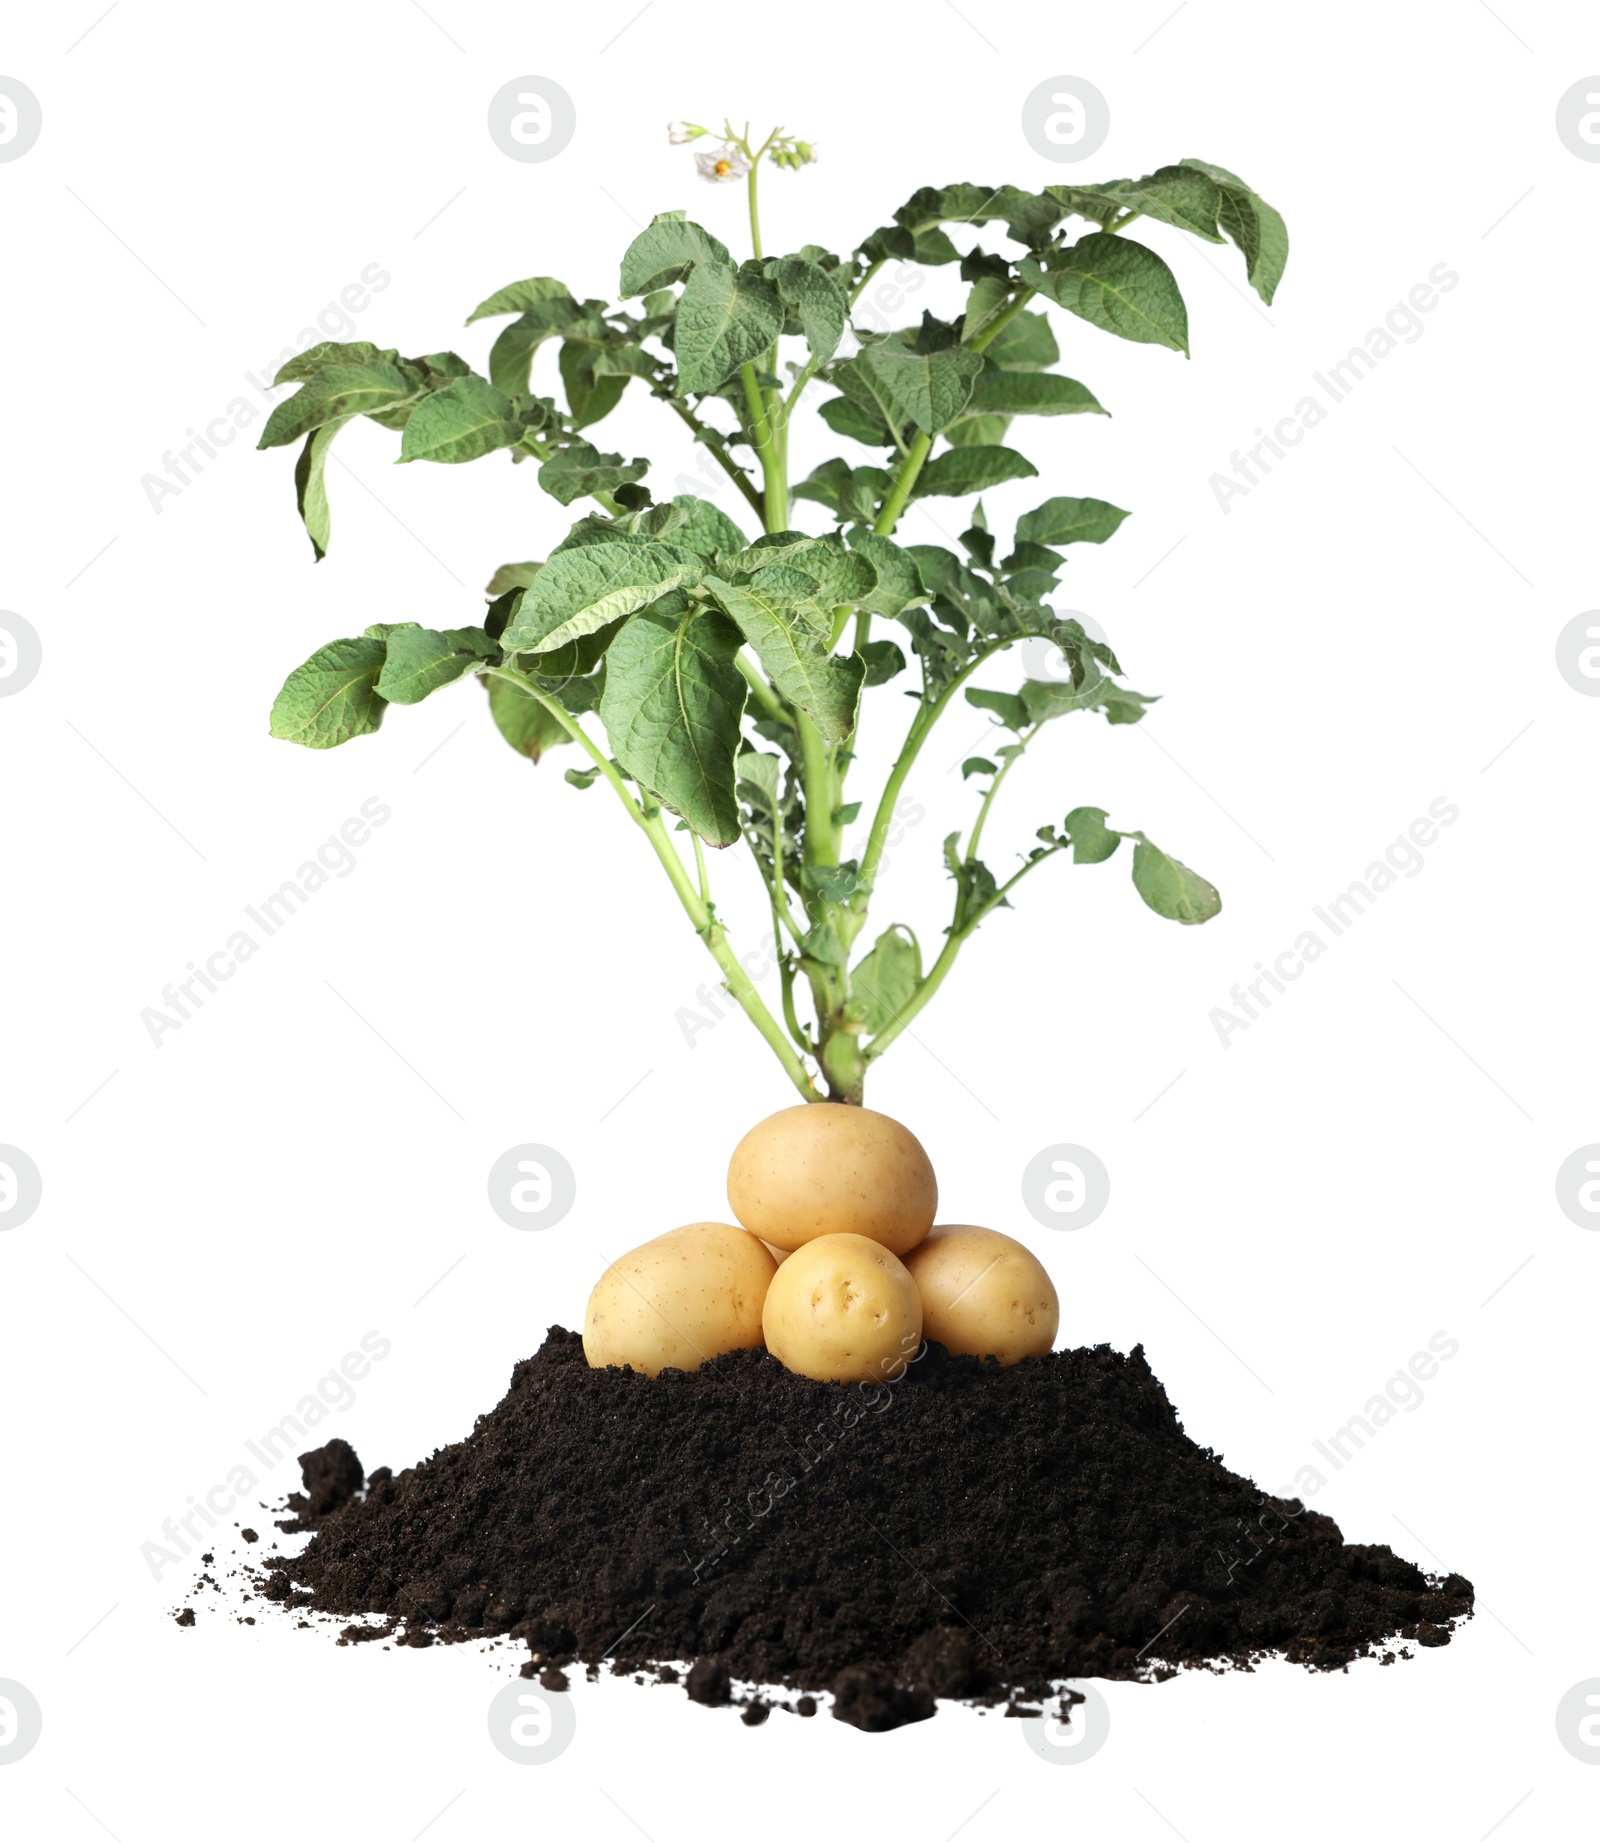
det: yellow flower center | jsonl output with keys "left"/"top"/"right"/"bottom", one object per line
{"left": 714, "top": 159, "right": 731, "bottom": 176}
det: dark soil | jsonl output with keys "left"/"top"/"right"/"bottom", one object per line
{"left": 258, "top": 1328, "right": 1472, "bottom": 1727}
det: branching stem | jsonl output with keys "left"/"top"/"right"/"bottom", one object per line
{"left": 481, "top": 664, "right": 820, "bottom": 1101}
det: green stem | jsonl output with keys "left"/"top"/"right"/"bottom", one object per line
{"left": 964, "top": 729, "right": 1031, "bottom": 871}
{"left": 865, "top": 842, "right": 1067, "bottom": 1063}
{"left": 692, "top": 831, "right": 711, "bottom": 906}
{"left": 639, "top": 807, "right": 820, "bottom": 1100}
{"left": 778, "top": 952, "right": 812, "bottom": 1054}
{"left": 483, "top": 665, "right": 819, "bottom": 1101}
{"left": 761, "top": 780, "right": 805, "bottom": 950}
{"left": 736, "top": 651, "right": 788, "bottom": 725}
{"left": 850, "top": 258, "right": 885, "bottom": 307}
{"left": 765, "top": 737, "right": 812, "bottom": 1057}
{"left": 872, "top": 431, "right": 931, "bottom": 538}
{"left": 782, "top": 354, "right": 821, "bottom": 418}
{"left": 797, "top": 716, "right": 836, "bottom": 868}
{"left": 857, "top": 640, "right": 1010, "bottom": 894}
{"left": 745, "top": 140, "right": 770, "bottom": 260}
{"left": 667, "top": 399, "right": 764, "bottom": 519}
{"left": 740, "top": 361, "right": 788, "bottom": 530}
{"left": 967, "top": 285, "right": 1036, "bottom": 355}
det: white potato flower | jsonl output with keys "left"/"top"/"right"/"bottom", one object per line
{"left": 695, "top": 145, "right": 748, "bottom": 183}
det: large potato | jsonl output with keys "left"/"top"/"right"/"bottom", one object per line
{"left": 762, "top": 1232, "right": 923, "bottom": 1383}
{"left": 727, "top": 1104, "right": 937, "bottom": 1255}
{"left": 904, "top": 1225, "right": 1058, "bottom": 1365}
{"left": 583, "top": 1222, "right": 777, "bottom": 1376}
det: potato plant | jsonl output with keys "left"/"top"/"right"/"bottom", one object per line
{"left": 260, "top": 122, "right": 1287, "bottom": 1104}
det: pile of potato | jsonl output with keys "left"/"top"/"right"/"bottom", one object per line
{"left": 582, "top": 1105, "right": 1060, "bottom": 1383}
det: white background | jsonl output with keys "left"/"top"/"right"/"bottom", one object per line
{"left": 2, "top": 1, "right": 1596, "bottom": 1835}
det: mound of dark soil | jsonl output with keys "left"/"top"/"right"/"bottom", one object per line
{"left": 259, "top": 1329, "right": 1472, "bottom": 1726}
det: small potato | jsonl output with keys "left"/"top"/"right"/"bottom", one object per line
{"left": 762, "top": 1232, "right": 923, "bottom": 1384}
{"left": 904, "top": 1225, "right": 1058, "bottom": 1365}
{"left": 583, "top": 1222, "right": 777, "bottom": 1376}
{"left": 727, "top": 1104, "right": 937, "bottom": 1256}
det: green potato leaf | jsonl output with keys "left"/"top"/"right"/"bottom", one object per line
{"left": 913, "top": 445, "right": 1038, "bottom": 498}
{"left": 1021, "top": 669, "right": 1154, "bottom": 727}
{"left": 1063, "top": 805, "right": 1121, "bottom": 863}
{"left": 1002, "top": 540, "right": 1064, "bottom": 576}
{"left": 769, "top": 255, "right": 848, "bottom": 367}
{"left": 465, "top": 275, "right": 574, "bottom": 324}
{"left": 846, "top": 529, "right": 928, "bottom": 619}
{"left": 538, "top": 440, "right": 648, "bottom": 506}
{"left": 803, "top": 862, "right": 860, "bottom": 903}
{"left": 980, "top": 311, "right": 1059, "bottom": 370}
{"left": 667, "top": 494, "right": 749, "bottom": 560}
{"left": 1015, "top": 495, "right": 1130, "bottom": 547}
{"left": 966, "top": 686, "right": 1029, "bottom": 730}
{"left": 1128, "top": 833, "right": 1222, "bottom": 923}
{"left": 806, "top": 543, "right": 877, "bottom": 609}
{"left": 968, "top": 368, "right": 1105, "bottom": 417}
{"left": 1021, "top": 234, "right": 1189, "bottom": 355}
{"left": 703, "top": 567, "right": 864, "bottom": 741}
{"left": 718, "top": 531, "right": 820, "bottom": 575}
{"left": 269, "top": 636, "right": 388, "bottom": 749}
{"left": 839, "top": 333, "right": 983, "bottom": 436}
{"left": 962, "top": 273, "right": 1013, "bottom": 343}
{"left": 485, "top": 674, "right": 572, "bottom": 763}
{"left": 619, "top": 212, "right": 731, "bottom": 297}
{"left": 486, "top": 297, "right": 586, "bottom": 393}
{"left": 800, "top": 918, "right": 847, "bottom": 967}
{"left": 485, "top": 561, "right": 544, "bottom": 597}
{"left": 501, "top": 539, "right": 703, "bottom": 654}
{"left": 791, "top": 460, "right": 891, "bottom": 525}
{"left": 522, "top": 617, "right": 626, "bottom": 682}
{"left": 291, "top": 417, "right": 352, "bottom": 561}
{"left": 559, "top": 340, "right": 628, "bottom": 428}
{"left": 258, "top": 361, "right": 420, "bottom": 450}
{"left": 860, "top": 638, "right": 907, "bottom": 685}
{"left": 1180, "top": 159, "right": 1288, "bottom": 304}
{"left": 274, "top": 341, "right": 404, "bottom": 386}
{"left": 591, "top": 344, "right": 660, "bottom": 379}
{"left": 674, "top": 257, "right": 785, "bottom": 395}
{"left": 910, "top": 226, "right": 961, "bottom": 265}
{"left": 720, "top": 535, "right": 876, "bottom": 609}
{"left": 375, "top": 626, "right": 497, "bottom": 704}
{"left": 398, "top": 374, "right": 523, "bottom": 464}
{"left": 944, "top": 412, "right": 1012, "bottom": 449}
{"left": 819, "top": 395, "right": 895, "bottom": 446}
{"left": 599, "top": 603, "right": 748, "bottom": 844}
{"left": 1079, "top": 165, "right": 1227, "bottom": 242}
